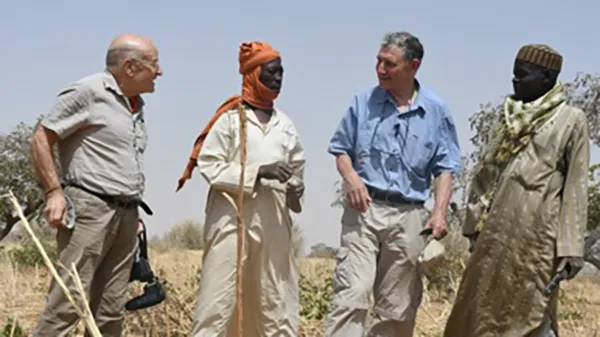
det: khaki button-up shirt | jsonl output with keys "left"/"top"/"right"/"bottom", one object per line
{"left": 42, "top": 71, "right": 148, "bottom": 199}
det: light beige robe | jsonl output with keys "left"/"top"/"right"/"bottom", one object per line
{"left": 189, "top": 106, "right": 305, "bottom": 337}
{"left": 444, "top": 103, "right": 589, "bottom": 337}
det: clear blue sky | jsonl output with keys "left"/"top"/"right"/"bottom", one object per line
{"left": 1, "top": 0, "right": 598, "bottom": 252}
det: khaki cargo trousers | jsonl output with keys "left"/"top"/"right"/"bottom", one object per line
{"left": 31, "top": 185, "right": 138, "bottom": 337}
{"left": 324, "top": 199, "right": 428, "bottom": 337}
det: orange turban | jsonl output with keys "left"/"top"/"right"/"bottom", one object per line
{"left": 176, "top": 41, "right": 281, "bottom": 192}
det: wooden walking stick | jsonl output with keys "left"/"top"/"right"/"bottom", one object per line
{"left": 234, "top": 103, "right": 248, "bottom": 337}
{"left": 217, "top": 103, "right": 248, "bottom": 337}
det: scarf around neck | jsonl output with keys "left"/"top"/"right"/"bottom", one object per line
{"left": 474, "top": 81, "right": 567, "bottom": 232}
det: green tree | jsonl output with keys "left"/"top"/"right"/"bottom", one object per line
{"left": 588, "top": 164, "right": 600, "bottom": 231}
{"left": 309, "top": 242, "right": 337, "bottom": 258}
{"left": 0, "top": 119, "right": 50, "bottom": 241}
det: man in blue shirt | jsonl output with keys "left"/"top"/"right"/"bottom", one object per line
{"left": 324, "top": 31, "right": 462, "bottom": 337}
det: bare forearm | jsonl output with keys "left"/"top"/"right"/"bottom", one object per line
{"left": 335, "top": 154, "right": 356, "bottom": 180}
{"left": 433, "top": 172, "right": 453, "bottom": 217}
{"left": 30, "top": 127, "right": 61, "bottom": 194}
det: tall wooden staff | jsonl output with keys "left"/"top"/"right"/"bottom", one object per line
{"left": 234, "top": 103, "right": 248, "bottom": 337}
{"left": 217, "top": 103, "right": 247, "bottom": 337}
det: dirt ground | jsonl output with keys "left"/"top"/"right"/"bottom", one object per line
{"left": 1, "top": 249, "right": 599, "bottom": 336}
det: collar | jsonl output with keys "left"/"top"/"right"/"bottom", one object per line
{"left": 374, "top": 79, "right": 426, "bottom": 112}
{"left": 244, "top": 104, "right": 281, "bottom": 130}
{"left": 102, "top": 71, "right": 146, "bottom": 112}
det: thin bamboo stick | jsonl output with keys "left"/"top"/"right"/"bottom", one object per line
{"left": 3, "top": 190, "right": 102, "bottom": 337}
{"left": 9, "top": 316, "right": 17, "bottom": 337}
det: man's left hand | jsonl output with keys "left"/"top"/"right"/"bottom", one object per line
{"left": 286, "top": 180, "right": 304, "bottom": 213}
{"left": 424, "top": 212, "right": 448, "bottom": 240}
{"left": 286, "top": 181, "right": 304, "bottom": 199}
{"left": 557, "top": 256, "right": 585, "bottom": 280}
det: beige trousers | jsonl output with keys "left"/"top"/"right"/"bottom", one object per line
{"left": 32, "top": 185, "right": 138, "bottom": 337}
{"left": 190, "top": 189, "right": 299, "bottom": 337}
{"left": 324, "top": 199, "right": 428, "bottom": 337}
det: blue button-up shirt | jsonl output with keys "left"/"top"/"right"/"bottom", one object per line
{"left": 327, "top": 82, "right": 462, "bottom": 202}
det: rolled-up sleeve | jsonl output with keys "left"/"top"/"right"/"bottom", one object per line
{"left": 197, "top": 112, "right": 260, "bottom": 196}
{"left": 327, "top": 95, "right": 358, "bottom": 160}
{"left": 557, "top": 111, "right": 589, "bottom": 257}
{"left": 431, "top": 103, "right": 462, "bottom": 177}
{"left": 41, "top": 84, "right": 94, "bottom": 139}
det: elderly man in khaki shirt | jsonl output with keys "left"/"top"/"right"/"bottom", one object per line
{"left": 29, "top": 34, "right": 162, "bottom": 337}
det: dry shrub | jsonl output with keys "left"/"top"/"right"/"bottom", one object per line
{"left": 299, "top": 264, "right": 334, "bottom": 320}
{"left": 1, "top": 218, "right": 58, "bottom": 269}
{"left": 2, "top": 232, "right": 600, "bottom": 337}
{"left": 149, "top": 220, "right": 306, "bottom": 257}
{"left": 149, "top": 220, "right": 204, "bottom": 252}
{"left": 123, "top": 267, "right": 199, "bottom": 336}
{"left": 1, "top": 317, "right": 24, "bottom": 337}
{"left": 422, "top": 230, "right": 469, "bottom": 297}
{"left": 2, "top": 237, "right": 57, "bottom": 268}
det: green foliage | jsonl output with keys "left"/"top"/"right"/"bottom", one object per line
{"left": 588, "top": 164, "right": 600, "bottom": 231}
{"left": 299, "top": 272, "right": 334, "bottom": 320}
{"left": 7, "top": 238, "right": 57, "bottom": 268}
{"left": 1, "top": 318, "right": 23, "bottom": 337}
{"left": 0, "top": 122, "right": 42, "bottom": 215}
{"left": 11, "top": 239, "right": 57, "bottom": 267}
{"left": 563, "top": 73, "right": 600, "bottom": 146}
{"left": 0, "top": 122, "right": 42, "bottom": 240}
{"left": 0, "top": 117, "right": 60, "bottom": 242}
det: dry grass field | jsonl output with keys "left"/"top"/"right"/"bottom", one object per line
{"left": 1, "top": 243, "right": 600, "bottom": 337}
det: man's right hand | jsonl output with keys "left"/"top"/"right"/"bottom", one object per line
{"left": 343, "top": 172, "right": 371, "bottom": 213}
{"left": 258, "top": 161, "right": 293, "bottom": 183}
{"left": 44, "top": 189, "right": 67, "bottom": 229}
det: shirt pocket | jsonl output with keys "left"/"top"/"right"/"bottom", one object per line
{"left": 403, "top": 129, "right": 436, "bottom": 175}
{"left": 354, "top": 121, "right": 376, "bottom": 166}
{"left": 369, "top": 124, "right": 404, "bottom": 173}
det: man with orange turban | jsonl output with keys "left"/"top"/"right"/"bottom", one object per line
{"left": 180, "top": 41, "right": 306, "bottom": 337}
